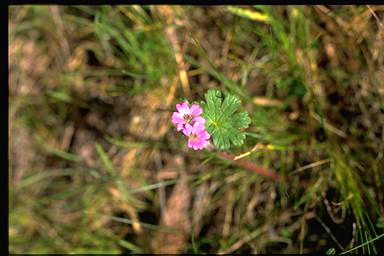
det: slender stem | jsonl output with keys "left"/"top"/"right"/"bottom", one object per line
{"left": 218, "top": 152, "right": 282, "bottom": 182}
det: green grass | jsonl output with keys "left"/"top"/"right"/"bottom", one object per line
{"left": 9, "top": 5, "right": 384, "bottom": 254}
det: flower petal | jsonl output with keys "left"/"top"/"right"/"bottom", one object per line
{"left": 176, "top": 103, "right": 183, "bottom": 112}
{"left": 193, "top": 142, "right": 200, "bottom": 150}
{"left": 190, "top": 104, "right": 203, "bottom": 116}
{"left": 192, "top": 121, "right": 205, "bottom": 134}
{"left": 177, "top": 123, "right": 185, "bottom": 131}
{"left": 199, "top": 131, "right": 210, "bottom": 140}
{"left": 176, "top": 102, "right": 189, "bottom": 116}
{"left": 187, "top": 139, "right": 194, "bottom": 148}
{"left": 193, "top": 116, "right": 206, "bottom": 125}
{"left": 194, "top": 142, "right": 202, "bottom": 150}
{"left": 181, "top": 102, "right": 190, "bottom": 114}
{"left": 171, "top": 112, "right": 184, "bottom": 124}
{"left": 183, "top": 123, "right": 193, "bottom": 136}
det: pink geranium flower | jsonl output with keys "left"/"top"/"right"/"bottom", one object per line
{"left": 182, "top": 122, "right": 210, "bottom": 150}
{"left": 171, "top": 102, "right": 205, "bottom": 132}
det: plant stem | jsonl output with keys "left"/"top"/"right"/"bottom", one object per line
{"left": 218, "top": 152, "right": 282, "bottom": 182}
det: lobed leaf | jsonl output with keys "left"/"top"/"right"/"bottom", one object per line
{"left": 202, "top": 89, "right": 251, "bottom": 150}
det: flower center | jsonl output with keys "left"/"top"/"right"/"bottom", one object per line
{"left": 184, "top": 114, "right": 193, "bottom": 123}
{"left": 190, "top": 133, "right": 198, "bottom": 141}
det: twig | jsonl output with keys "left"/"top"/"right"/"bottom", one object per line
{"left": 299, "top": 212, "right": 306, "bottom": 254}
{"left": 157, "top": 6, "right": 191, "bottom": 98}
{"left": 311, "top": 111, "right": 346, "bottom": 138}
{"left": 49, "top": 6, "right": 70, "bottom": 60}
{"left": 291, "top": 159, "right": 330, "bottom": 175}
{"left": 346, "top": 222, "right": 356, "bottom": 250}
{"left": 218, "top": 224, "right": 269, "bottom": 254}
{"left": 222, "top": 189, "right": 235, "bottom": 238}
{"left": 108, "top": 187, "right": 142, "bottom": 234}
{"left": 367, "top": 5, "right": 384, "bottom": 30}
{"left": 315, "top": 214, "right": 344, "bottom": 251}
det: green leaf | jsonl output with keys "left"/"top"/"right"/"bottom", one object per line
{"left": 201, "top": 89, "right": 251, "bottom": 150}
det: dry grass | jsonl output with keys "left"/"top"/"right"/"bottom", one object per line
{"left": 9, "top": 5, "right": 384, "bottom": 254}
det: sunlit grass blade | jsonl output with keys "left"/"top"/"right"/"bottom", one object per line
{"left": 227, "top": 6, "right": 269, "bottom": 22}
{"left": 118, "top": 239, "right": 143, "bottom": 253}
{"left": 340, "top": 233, "right": 384, "bottom": 255}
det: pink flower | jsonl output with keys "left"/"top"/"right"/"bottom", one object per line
{"left": 182, "top": 122, "right": 210, "bottom": 150}
{"left": 171, "top": 102, "right": 206, "bottom": 132}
